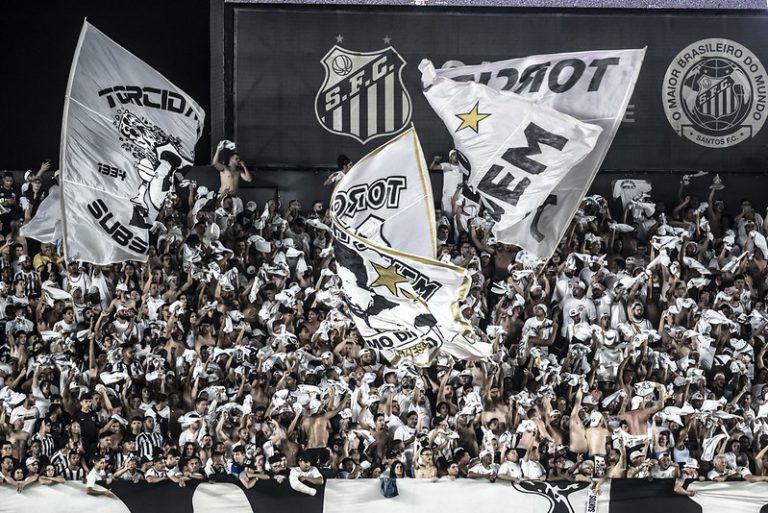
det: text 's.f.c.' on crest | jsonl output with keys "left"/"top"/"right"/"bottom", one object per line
{"left": 315, "top": 45, "right": 412, "bottom": 144}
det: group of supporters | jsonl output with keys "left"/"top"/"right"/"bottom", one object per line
{"left": 0, "top": 146, "right": 766, "bottom": 499}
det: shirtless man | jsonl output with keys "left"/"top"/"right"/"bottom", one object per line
{"left": 300, "top": 391, "right": 349, "bottom": 452}
{"left": 481, "top": 367, "right": 509, "bottom": 431}
{"left": 586, "top": 411, "right": 610, "bottom": 456}
{"left": 212, "top": 141, "right": 252, "bottom": 196}
{"left": 619, "top": 383, "right": 665, "bottom": 437}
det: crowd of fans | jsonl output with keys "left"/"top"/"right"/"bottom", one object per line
{"left": 0, "top": 145, "right": 767, "bottom": 498}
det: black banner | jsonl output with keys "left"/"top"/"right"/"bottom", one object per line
{"left": 230, "top": 6, "right": 768, "bottom": 172}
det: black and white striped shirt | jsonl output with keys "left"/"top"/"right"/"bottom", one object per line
{"left": 30, "top": 432, "right": 55, "bottom": 458}
{"left": 14, "top": 270, "right": 41, "bottom": 297}
{"left": 50, "top": 450, "right": 68, "bottom": 474}
{"left": 137, "top": 431, "right": 165, "bottom": 460}
{"left": 62, "top": 465, "right": 86, "bottom": 481}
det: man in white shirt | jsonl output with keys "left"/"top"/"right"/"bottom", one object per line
{"left": 560, "top": 281, "right": 597, "bottom": 338}
{"left": 467, "top": 450, "right": 499, "bottom": 481}
{"left": 496, "top": 447, "right": 523, "bottom": 481}
{"left": 289, "top": 452, "right": 324, "bottom": 496}
{"left": 10, "top": 393, "right": 39, "bottom": 435}
{"left": 85, "top": 455, "right": 114, "bottom": 497}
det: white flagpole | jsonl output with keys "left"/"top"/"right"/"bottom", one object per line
{"left": 57, "top": 19, "right": 89, "bottom": 265}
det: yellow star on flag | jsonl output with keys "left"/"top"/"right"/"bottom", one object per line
{"left": 370, "top": 261, "right": 409, "bottom": 296}
{"left": 455, "top": 102, "right": 490, "bottom": 133}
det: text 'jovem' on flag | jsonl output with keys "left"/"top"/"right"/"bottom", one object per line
{"left": 424, "top": 49, "right": 645, "bottom": 259}
{"left": 25, "top": 21, "right": 205, "bottom": 264}
{"left": 330, "top": 128, "right": 492, "bottom": 366}
{"left": 421, "top": 58, "right": 602, "bottom": 232}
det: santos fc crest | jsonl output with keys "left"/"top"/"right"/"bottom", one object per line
{"left": 315, "top": 45, "right": 412, "bottom": 144}
{"left": 663, "top": 38, "right": 767, "bottom": 148}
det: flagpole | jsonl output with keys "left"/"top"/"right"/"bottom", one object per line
{"left": 57, "top": 19, "right": 89, "bottom": 266}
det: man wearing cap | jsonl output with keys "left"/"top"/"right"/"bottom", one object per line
{"left": 522, "top": 304, "right": 558, "bottom": 354}
{"left": 619, "top": 383, "right": 665, "bottom": 439}
{"left": 626, "top": 450, "right": 652, "bottom": 478}
{"left": 300, "top": 387, "right": 349, "bottom": 465}
{"left": 674, "top": 458, "right": 699, "bottom": 496}
{"left": 13, "top": 255, "right": 40, "bottom": 297}
{"left": 62, "top": 260, "right": 90, "bottom": 295}
{"left": 137, "top": 409, "right": 165, "bottom": 461}
{"left": 650, "top": 451, "right": 680, "bottom": 479}
{"left": 467, "top": 449, "right": 498, "bottom": 481}
{"left": 560, "top": 280, "right": 596, "bottom": 339}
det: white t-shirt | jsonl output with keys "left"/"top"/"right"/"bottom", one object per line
{"left": 86, "top": 469, "right": 109, "bottom": 489}
{"left": 289, "top": 466, "right": 322, "bottom": 480}
{"left": 497, "top": 461, "right": 522, "bottom": 479}
{"left": 468, "top": 463, "right": 499, "bottom": 476}
{"left": 10, "top": 404, "right": 39, "bottom": 434}
{"left": 521, "top": 460, "right": 545, "bottom": 480}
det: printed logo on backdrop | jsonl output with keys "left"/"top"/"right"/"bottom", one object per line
{"left": 315, "top": 46, "right": 412, "bottom": 144}
{"left": 512, "top": 481, "right": 590, "bottom": 513}
{"left": 663, "top": 38, "right": 767, "bottom": 148}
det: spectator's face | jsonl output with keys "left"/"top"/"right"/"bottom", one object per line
{"left": 80, "top": 398, "right": 91, "bottom": 412}
{"left": 714, "top": 457, "right": 726, "bottom": 472}
{"left": 2, "top": 176, "right": 12, "bottom": 188}
{"left": 298, "top": 459, "right": 311, "bottom": 472}
{"left": 421, "top": 450, "right": 433, "bottom": 464}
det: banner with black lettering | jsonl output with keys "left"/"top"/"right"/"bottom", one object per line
{"left": 331, "top": 127, "right": 436, "bottom": 259}
{"left": 420, "top": 59, "right": 602, "bottom": 251}
{"left": 330, "top": 132, "right": 491, "bottom": 365}
{"left": 433, "top": 49, "right": 644, "bottom": 259}
{"left": 56, "top": 21, "right": 204, "bottom": 264}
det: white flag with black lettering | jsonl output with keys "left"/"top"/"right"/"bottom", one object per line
{"left": 331, "top": 131, "right": 492, "bottom": 365}
{"left": 331, "top": 127, "right": 436, "bottom": 259}
{"left": 427, "top": 49, "right": 644, "bottom": 259}
{"left": 56, "top": 21, "right": 204, "bottom": 264}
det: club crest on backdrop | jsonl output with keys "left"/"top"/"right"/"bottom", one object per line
{"left": 315, "top": 45, "right": 412, "bottom": 144}
{"left": 662, "top": 38, "right": 767, "bottom": 148}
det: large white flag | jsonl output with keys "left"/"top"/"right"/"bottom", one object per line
{"left": 421, "top": 60, "right": 602, "bottom": 231}
{"left": 331, "top": 130, "right": 491, "bottom": 365}
{"left": 331, "top": 127, "right": 436, "bottom": 259}
{"left": 428, "top": 49, "right": 645, "bottom": 259}
{"left": 51, "top": 21, "right": 204, "bottom": 264}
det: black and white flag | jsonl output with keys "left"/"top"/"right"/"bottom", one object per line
{"left": 46, "top": 21, "right": 204, "bottom": 264}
